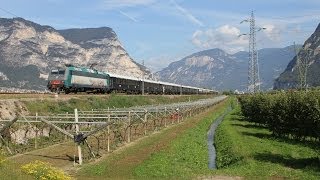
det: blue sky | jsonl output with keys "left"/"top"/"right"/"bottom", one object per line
{"left": 0, "top": 0, "right": 319, "bottom": 71}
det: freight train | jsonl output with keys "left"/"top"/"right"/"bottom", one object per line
{"left": 47, "top": 65, "right": 217, "bottom": 95}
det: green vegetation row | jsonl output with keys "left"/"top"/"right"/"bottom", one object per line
{"left": 214, "top": 102, "right": 320, "bottom": 179}
{"left": 238, "top": 91, "right": 320, "bottom": 141}
{"left": 215, "top": 108, "right": 242, "bottom": 168}
{"left": 24, "top": 95, "right": 212, "bottom": 114}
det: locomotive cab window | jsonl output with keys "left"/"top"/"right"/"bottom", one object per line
{"left": 51, "top": 70, "right": 59, "bottom": 75}
{"left": 51, "top": 69, "right": 65, "bottom": 75}
{"left": 58, "top": 70, "right": 65, "bottom": 75}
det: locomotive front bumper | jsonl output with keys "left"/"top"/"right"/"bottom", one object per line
{"left": 48, "top": 80, "right": 64, "bottom": 90}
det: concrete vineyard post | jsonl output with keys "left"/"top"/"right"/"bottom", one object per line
{"left": 74, "top": 108, "right": 82, "bottom": 165}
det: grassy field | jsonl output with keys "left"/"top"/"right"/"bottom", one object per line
{"left": 75, "top": 99, "right": 228, "bottom": 179}
{"left": 78, "top": 97, "right": 319, "bottom": 179}
{"left": 24, "top": 94, "right": 213, "bottom": 114}
{"left": 213, "top": 103, "right": 320, "bottom": 179}
{"left": 0, "top": 154, "right": 33, "bottom": 180}
{"left": 3, "top": 95, "right": 318, "bottom": 179}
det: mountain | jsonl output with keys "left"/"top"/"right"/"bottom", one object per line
{"left": 274, "top": 23, "right": 320, "bottom": 89}
{"left": 0, "top": 17, "right": 148, "bottom": 90}
{"left": 157, "top": 46, "right": 296, "bottom": 91}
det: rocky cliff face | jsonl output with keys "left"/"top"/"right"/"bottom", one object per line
{"left": 157, "top": 48, "right": 241, "bottom": 90}
{"left": 274, "top": 23, "right": 320, "bottom": 89}
{"left": 0, "top": 17, "right": 148, "bottom": 90}
{"left": 157, "top": 47, "right": 296, "bottom": 91}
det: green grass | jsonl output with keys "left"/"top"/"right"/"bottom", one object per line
{"left": 0, "top": 155, "right": 33, "bottom": 180}
{"left": 133, "top": 99, "right": 230, "bottom": 178}
{"left": 213, "top": 103, "right": 320, "bottom": 179}
{"left": 78, "top": 130, "right": 172, "bottom": 179}
{"left": 24, "top": 95, "right": 213, "bottom": 115}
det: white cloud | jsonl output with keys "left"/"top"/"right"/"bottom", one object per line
{"left": 103, "top": 0, "right": 155, "bottom": 9}
{"left": 145, "top": 55, "right": 176, "bottom": 72}
{"left": 261, "top": 24, "right": 281, "bottom": 41}
{"left": 171, "top": 0, "right": 204, "bottom": 27}
{"left": 191, "top": 25, "right": 248, "bottom": 53}
{"left": 101, "top": 0, "right": 205, "bottom": 27}
{"left": 191, "top": 23, "right": 291, "bottom": 53}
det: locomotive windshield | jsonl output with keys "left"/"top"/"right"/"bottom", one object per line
{"left": 51, "top": 69, "right": 65, "bottom": 75}
{"left": 48, "top": 69, "right": 66, "bottom": 80}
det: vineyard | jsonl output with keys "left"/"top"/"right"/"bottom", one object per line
{"left": 0, "top": 96, "right": 226, "bottom": 167}
{"left": 238, "top": 91, "right": 320, "bottom": 142}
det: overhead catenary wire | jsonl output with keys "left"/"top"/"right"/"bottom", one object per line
{"left": 257, "top": 12, "right": 320, "bottom": 20}
{"left": 0, "top": 7, "right": 18, "bottom": 17}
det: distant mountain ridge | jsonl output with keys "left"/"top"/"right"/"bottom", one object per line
{"left": 157, "top": 46, "right": 296, "bottom": 91}
{"left": 274, "top": 23, "right": 320, "bottom": 89}
{"left": 0, "top": 17, "right": 148, "bottom": 90}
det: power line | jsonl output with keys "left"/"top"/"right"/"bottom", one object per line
{"left": 0, "top": 7, "right": 18, "bottom": 17}
{"left": 265, "top": 30, "right": 314, "bottom": 35}
{"left": 257, "top": 13, "right": 320, "bottom": 20}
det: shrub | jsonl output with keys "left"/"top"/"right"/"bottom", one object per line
{"left": 238, "top": 91, "right": 320, "bottom": 141}
{"left": 21, "top": 160, "right": 72, "bottom": 180}
{"left": 215, "top": 108, "right": 243, "bottom": 168}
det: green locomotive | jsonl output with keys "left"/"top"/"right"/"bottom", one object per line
{"left": 47, "top": 65, "right": 110, "bottom": 94}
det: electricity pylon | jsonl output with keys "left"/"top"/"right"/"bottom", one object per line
{"left": 240, "top": 11, "right": 265, "bottom": 93}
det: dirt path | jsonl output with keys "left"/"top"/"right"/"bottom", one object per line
{"left": 8, "top": 141, "right": 77, "bottom": 170}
